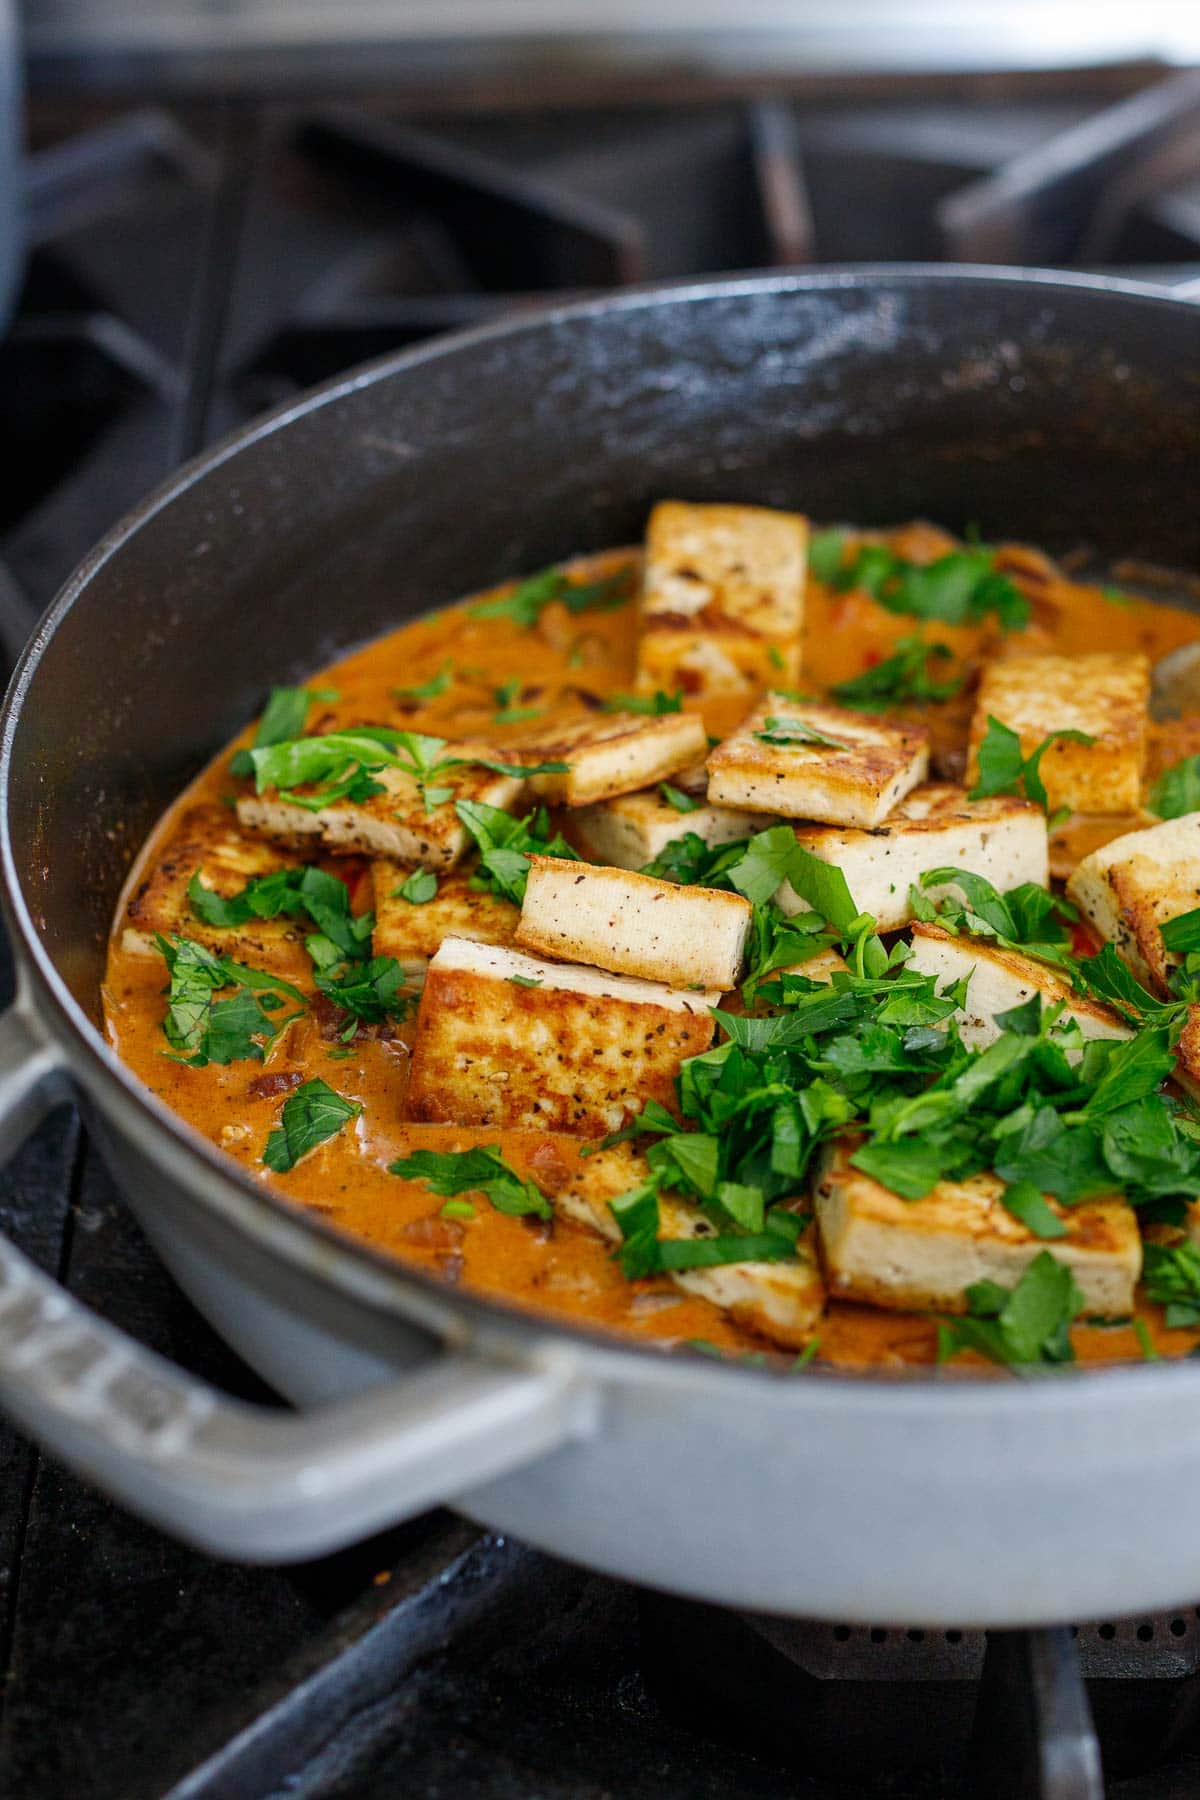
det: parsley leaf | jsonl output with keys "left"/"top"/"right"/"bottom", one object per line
{"left": 753, "top": 716, "right": 849, "bottom": 750}
{"left": 603, "top": 689, "right": 683, "bottom": 715}
{"left": 938, "top": 1252, "right": 1083, "bottom": 1367}
{"left": 262, "top": 1078, "right": 361, "bottom": 1173}
{"left": 1000, "top": 1179, "right": 1068, "bottom": 1239}
{"left": 396, "top": 869, "right": 438, "bottom": 905}
{"left": 456, "top": 799, "right": 578, "bottom": 906}
{"left": 389, "top": 1145, "right": 552, "bottom": 1219}
{"left": 314, "top": 956, "right": 414, "bottom": 1025}
{"left": 392, "top": 664, "right": 454, "bottom": 704}
{"left": 831, "top": 635, "right": 963, "bottom": 711}
{"left": 188, "top": 865, "right": 373, "bottom": 963}
{"left": 819, "top": 539, "right": 1029, "bottom": 631}
{"left": 969, "top": 716, "right": 1096, "bottom": 811}
{"left": 1142, "top": 1241, "right": 1200, "bottom": 1328}
{"left": 155, "top": 935, "right": 307, "bottom": 1067}
{"left": 1150, "top": 754, "right": 1200, "bottom": 821}
{"left": 1161, "top": 907, "right": 1200, "bottom": 955}
{"left": 659, "top": 783, "right": 701, "bottom": 813}
{"left": 608, "top": 1182, "right": 798, "bottom": 1280}
{"left": 229, "top": 685, "right": 336, "bottom": 777}
{"left": 468, "top": 564, "right": 633, "bottom": 628}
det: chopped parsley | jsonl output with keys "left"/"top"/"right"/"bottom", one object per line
{"left": 1142, "top": 1241, "right": 1200, "bottom": 1328}
{"left": 229, "top": 684, "right": 337, "bottom": 778}
{"left": 188, "top": 864, "right": 373, "bottom": 964}
{"left": 1150, "top": 754, "right": 1200, "bottom": 821}
{"left": 262, "top": 1078, "right": 361, "bottom": 1173}
{"left": 914, "top": 866, "right": 1077, "bottom": 969}
{"left": 753, "top": 716, "right": 849, "bottom": 750}
{"left": 969, "top": 716, "right": 1095, "bottom": 815}
{"left": 808, "top": 533, "right": 1029, "bottom": 631}
{"left": 314, "top": 956, "right": 414, "bottom": 1026}
{"left": 389, "top": 1145, "right": 552, "bottom": 1220}
{"left": 937, "top": 1252, "right": 1084, "bottom": 1368}
{"left": 831, "top": 634, "right": 963, "bottom": 712}
{"left": 456, "top": 798, "right": 578, "bottom": 906}
{"left": 155, "top": 934, "right": 307, "bottom": 1067}
{"left": 468, "top": 564, "right": 633, "bottom": 628}
{"left": 659, "top": 783, "right": 701, "bottom": 813}
{"left": 602, "top": 689, "right": 683, "bottom": 715}
{"left": 395, "top": 869, "right": 438, "bottom": 905}
{"left": 243, "top": 727, "right": 566, "bottom": 814}
{"left": 609, "top": 1180, "right": 801, "bottom": 1280}
{"left": 392, "top": 664, "right": 454, "bottom": 704}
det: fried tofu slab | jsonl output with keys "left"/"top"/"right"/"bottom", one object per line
{"left": 516, "top": 855, "right": 752, "bottom": 990}
{"left": 1066, "top": 812, "right": 1200, "bottom": 995}
{"left": 238, "top": 752, "right": 523, "bottom": 869}
{"left": 905, "top": 922, "right": 1131, "bottom": 1053}
{"left": 512, "top": 710, "right": 709, "bottom": 807}
{"left": 371, "top": 861, "right": 518, "bottom": 977}
{"left": 814, "top": 1140, "right": 1141, "bottom": 1318}
{"left": 121, "top": 805, "right": 312, "bottom": 979}
{"left": 405, "top": 937, "right": 719, "bottom": 1137}
{"left": 707, "top": 693, "right": 929, "bottom": 827}
{"left": 558, "top": 1144, "right": 824, "bottom": 1347}
{"left": 635, "top": 500, "right": 808, "bottom": 710}
{"left": 775, "top": 784, "right": 1048, "bottom": 932}
{"left": 968, "top": 652, "right": 1149, "bottom": 815}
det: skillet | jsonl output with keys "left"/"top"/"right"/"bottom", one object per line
{"left": 0, "top": 267, "right": 1199, "bottom": 1627}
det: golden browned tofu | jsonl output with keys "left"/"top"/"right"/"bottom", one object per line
{"left": 776, "top": 784, "right": 1047, "bottom": 932}
{"left": 706, "top": 693, "right": 929, "bottom": 827}
{"left": 1066, "top": 812, "right": 1200, "bottom": 995}
{"left": 558, "top": 1144, "right": 824, "bottom": 1347}
{"left": 237, "top": 750, "right": 523, "bottom": 870}
{"left": 511, "top": 710, "right": 708, "bottom": 807}
{"left": 635, "top": 501, "right": 807, "bottom": 709}
{"left": 371, "top": 861, "right": 518, "bottom": 977}
{"left": 121, "top": 804, "right": 311, "bottom": 978}
{"left": 405, "top": 937, "right": 719, "bottom": 1137}
{"left": 570, "top": 787, "right": 771, "bottom": 872}
{"left": 814, "top": 1140, "right": 1140, "bottom": 1318}
{"left": 967, "top": 652, "right": 1149, "bottom": 815}
{"left": 515, "top": 855, "right": 752, "bottom": 990}
{"left": 906, "top": 922, "right": 1131, "bottom": 1054}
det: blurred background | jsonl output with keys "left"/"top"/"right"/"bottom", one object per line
{"left": 3, "top": 7, "right": 1200, "bottom": 1800}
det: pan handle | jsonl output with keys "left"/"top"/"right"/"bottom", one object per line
{"left": 0, "top": 1000, "right": 592, "bottom": 1560}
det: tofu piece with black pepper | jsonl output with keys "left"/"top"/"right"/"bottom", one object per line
{"left": 516, "top": 855, "right": 752, "bottom": 990}
{"left": 773, "top": 784, "right": 1048, "bottom": 932}
{"left": 1066, "top": 812, "right": 1200, "bottom": 995}
{"left": 405, "top": 937, "right": 719, "bottom": 1137}
{"left": 570, "top": 787, "right": 772, "bottom": 872}
{"left": 813, "top": 1138, "right": 1140, "bottom": 1318}
{"left": 237, "top": 749, "right": 523, "bottom": 870}
{"left": 706, "top": 694, "right": 929, "bottom": 828}
{"left": 558, "top": 1144, "right": 824, "bottom": 1347}
{"left": 967, "top": 652, "right": 1150, "bottom": 815}
{"left": 905, "top": 922, "right": 1132, "bottom": 1052}
{"left": 510, "top": 710, "right": 709, "bottom": 807}
{"left": 371, "top": 861, "right": 518, "bottom": 978}
{"left": 121, "top": 804, "right": 312, "bottom": 979}
{"left": 635, "top": 500, "right": 808, "bottom": 707}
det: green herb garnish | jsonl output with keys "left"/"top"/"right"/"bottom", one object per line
{"left": 154, "top": 935, "right": 307, "bottom": 1067}
{"left": 831, "top": 634, "right": 963, "bottom": 712}
{"left": 1142, "top": 1241, "right": 1200, "bottom": 1328}
{"left": 753, "top": 716, "right": 849, "bottom": 750}
{"left": 389, "top": 1145, "right": 552, "bottom": 1220}
{"left": 1150, "top": 754, "right": 1200, "bottom": 821}
{"left": 456, "top": 798, "right": 578, "bottom": 906}
{"left": 262, "top": 1077, "right": 361, "bottom": 1173}
{"left": 395, "top": 869, "right": 438, "bottom": 905}
{"left": 936, "top": 1252, "right": 1084, "bottom": 1367}
{"left": 809, "top": 533, "right": 1029, "bottom": 631}
{"left": 659, "top": 783, "right": 701, "bottom": 813}
{"left": 969, "top": 716, "right": 1095, "bottom": 812}
{"left": 602, "top": 689, "right": 683, "bottom": 715}
{"left": 392, "top": 664, "right": 454, "bottom": 704}
{"left": 468, "top": 564, "right": 633, "bottom": 628}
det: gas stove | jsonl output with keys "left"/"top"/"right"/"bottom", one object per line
{"left": 2, "top": 64, "right": 1200, "bottom": 1800}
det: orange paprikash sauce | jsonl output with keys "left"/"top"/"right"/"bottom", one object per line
{"left": 103, "top": 523, "right": 1200, "bottom": 1371}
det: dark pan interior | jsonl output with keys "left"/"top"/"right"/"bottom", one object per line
{"left": 5, "top": 270, "right": 1199, "bottom": 1019}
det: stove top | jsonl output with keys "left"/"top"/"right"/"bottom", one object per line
{"left": 2, "top": 64, "right": 1200, "bottom": 1800}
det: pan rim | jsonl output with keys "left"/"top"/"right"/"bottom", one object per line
{"left": 4, "top": 262, "right": 1199, "bottom": 1399}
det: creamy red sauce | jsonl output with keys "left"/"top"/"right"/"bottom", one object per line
{"left": 102, "top": 526, "right": 1200, "bottom": 1370}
